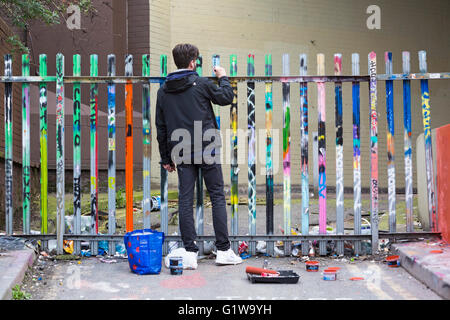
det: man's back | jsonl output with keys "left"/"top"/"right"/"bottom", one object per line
{"left": 156, "top": 69, "right": 234, "bottom": 165}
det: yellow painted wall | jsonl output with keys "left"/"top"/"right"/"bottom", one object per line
{"left": 149, "top": 0, "right": 450, "bottom": 190}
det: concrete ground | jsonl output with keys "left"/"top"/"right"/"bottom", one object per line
{"left": 392, "top": 240, "right": 450, "bottom": 299}
{"left": 19, "top": 253, "right": 441, "bottom": 300}
{"left": 2, "top": 196, "right": 445, "bottom": 301}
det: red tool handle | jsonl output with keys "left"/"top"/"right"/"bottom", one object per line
{"left": 245, "top": 266, "right": 278, "bottom": 275}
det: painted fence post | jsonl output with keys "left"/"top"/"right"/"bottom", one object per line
{"left": 230, "top": 54, "right": 239, "bottom": 253}
{"left": 160, "top": 54, "right": 169, "bottom": 254}
{"left": 385, "top": 52, "right": 396, "bottom": 233}
{"left": 107, "top": 54, "right": 117, "bottom": 255}
{"left": 142, "top": 54, "right": 151, "bottom": 229}
{"left": 352, "top": 53, "right": 362, "bottom": 255}
{"left": 368, "top": 51, "right": 379, "bottom": 254}
{"left": 247, "top": 53, "right": 256, "bottom": 255}
{"left": 125, "top": 54, "right": 134, "bottom": 233}
{"left": 334, "top": 53, "right": 344, "bottom": 255}
{"left": 39, "top": 54, "right": 48, "bottom": 242}
{"left": 22, "top": 54, "right": 31, "bottom": 234}
{"left": 4, "top": 54, "right": 13, "bottom": 235}
{"left": 402, "top": 51, "right": 414, "bottom": 233}
{"left": 299, "top": 53, "right": 310, "bottom": 256}
{"left": 418, "top": 50, "right": 438, "bottom": 232}
{"left": 317, "top": 53, "right": 327, "bottom": 256}
{"left": 73, "top": 54, "right": 82, "bottom": 255}
{"left": 195, "top": 55, "right": 204, "bottom": 255}
{"left": 265, "top": 54, "right": 274, "bottom": 257}
{"left": 212, "top": 54, "right": 221, "bottom": 128}
{"left": 90, "top": 54, "right": 99, "bottom": 255}
{"left": 56, "top": 53, "right": 65, "bottom": 255}
{"left": 282, "top": 53, "right": 291, "bottom": 256}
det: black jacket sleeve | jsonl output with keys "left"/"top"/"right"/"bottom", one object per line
{"left": 203, "top": 76, "right": 234, "bottom": 106}
{"left": 155, "top": 91, "right": 173, "bottom": 165}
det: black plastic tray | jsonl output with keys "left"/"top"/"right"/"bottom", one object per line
{"left": 247, "top": 270, "right": 300, "bottom": 284}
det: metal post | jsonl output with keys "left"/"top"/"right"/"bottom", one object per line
{"left": 402, "top": 52, "right": 414, "bottom": 233}
{"left": 418, "top": 50, "right": 438, "bottom": 231}
{"left": 317, "top": 53, "right": 327, "bottom": 256}
{"left": 56, "top": 53, "right": 65, "bottom": 255}
{"left": 282, "top": 54, "right": 291, "bottom": 256}
{"left": 230, "top": 54, "right": 239, "bottom": 253}
{"left": 368, "top": 52, "right": 379, "bottom": 254}
{"left": 4, "top": 55, "right": 13, "bottom": 235}
{"left": 385, "top": 52, "right": 396, "bottom": 233}
{"left": 212, "top": 55, "right": 221, "bottom": 128}
{"left": 73, "top": 54, "right": 82, "bottom": 255}
{"left": 300, "top": 53, "right": 310, "bottom": 256}
{"left": 107, "top": 54, "right": 117, "bottom": 255}
{"left": 125, "top": 54, "right": 134, "bottom": 233}
{"left": 90, "top": 54, "right": 99, "bottom": 255}
{"left": 334, "top": 53, "right": 344, "bottom": 255}
{"left": 265, "top": 54, "right": 275, "bottom": 257}
{"left": 142, "top": 54, "right": 151, "bottom": 229}
{"left": 247, "top": 53, "right": 256, "bottom": 255}
{"left": 352, "top": 53, "right": 362, "bottom": 255}
{"left": 39, "top": 54, "right": 48, "bottom": 249}
{"left": 22, "top": 54, "right": 31, "bottom": 235}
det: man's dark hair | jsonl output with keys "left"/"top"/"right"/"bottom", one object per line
{"left": 172, "top": 43, "right": 199, "bottom": 69}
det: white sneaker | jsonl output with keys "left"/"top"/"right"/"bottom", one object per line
{"left": 215, "top": 248, "right": 243, "bottom": 265}
{"left": 184, "top": 251, "right": 198, "bottom": 270}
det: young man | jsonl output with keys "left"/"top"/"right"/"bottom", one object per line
{"left": 155, "top": 43, "right": 242, "bottom": 268}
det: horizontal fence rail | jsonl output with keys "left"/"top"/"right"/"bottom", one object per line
{"left": 2, "top": 51, "right": 446, "bottom": 257}
{"left": 1, "top": 74, "right": 450, "bottom": 84}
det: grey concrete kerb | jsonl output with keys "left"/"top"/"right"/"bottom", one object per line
{"left": 0, "top": 249, "right": 37, "bottom": 300}
{"left": 392, "top": 241, "right": 450, "bottom": 300}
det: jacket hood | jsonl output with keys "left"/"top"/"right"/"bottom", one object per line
{"left": 163, "top": 70, "right": 199, "bottom": 93}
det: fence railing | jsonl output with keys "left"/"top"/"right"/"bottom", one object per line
{"left": 2, "top": 51, "right": 447, "bottom": 256}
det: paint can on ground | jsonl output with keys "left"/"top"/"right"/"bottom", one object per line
{"left": 150, "top": 196, "right": 161, "bottom": 211}
{"left": 306, "top": 261, "right": 319, "bottom": 272}
{"left": 169, "top": 256, "right": 183, "bottom": 275}
{"left": 386, "top": 255, "right": 400, "bottom": 267}
{"left": 322, "top": 269, "right": 337, "bottom": 281}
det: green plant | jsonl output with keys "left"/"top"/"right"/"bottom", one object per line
{"left": 116, "top": 187, "right": 126, "bottom": 209}
{"left": 11, "top": 284, "right": 31, "bottom": 300}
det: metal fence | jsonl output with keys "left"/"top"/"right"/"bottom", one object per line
{"left": 2, "top": 51, "right": 447, "bottom": 257}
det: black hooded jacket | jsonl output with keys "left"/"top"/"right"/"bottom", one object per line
{"left": 155, "top": 70, "right": 234, "bottom": 165}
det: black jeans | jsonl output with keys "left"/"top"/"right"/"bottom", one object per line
{"left": 176, "top": 163, "right": 231, "bottom": 252}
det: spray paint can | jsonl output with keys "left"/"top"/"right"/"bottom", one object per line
{"left": 150, "top": 196, "right": 161, "bottom": 211}
{"left": 386, "top": 255, "right": 400, "bottom": 267}
{"left": 322, "top": 269, "right": 337, "bottom": 281}
{"left": 169, "top": 256, "right": 183, "bottom": 275}
{"left": 238, "top": 241, "right": 249, "bottom": 254}
{"left": 306, "top": 261, "right": 319, "bottom": 272}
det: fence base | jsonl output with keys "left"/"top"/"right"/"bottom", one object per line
{"left": 9, "top": 231, "right": 441, "bottom": 258}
